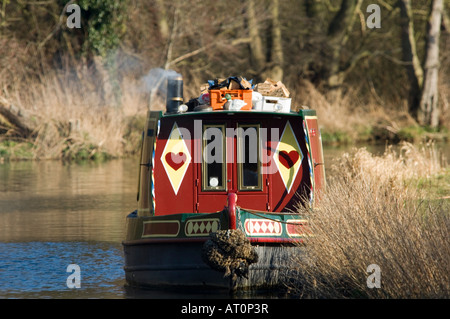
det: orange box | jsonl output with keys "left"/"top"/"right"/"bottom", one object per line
{"left": 209, "top": 89, "right": 253, "bottom": 110}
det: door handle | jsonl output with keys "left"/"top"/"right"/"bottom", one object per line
{"left": 314, "top": 162, "right": 324, "bottom": 168}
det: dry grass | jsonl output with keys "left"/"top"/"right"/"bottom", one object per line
{"left": 1, "top": 70, "right": 148, "bottom": 160}
{"left": 293, "top": 80, "right": 371, "bottom": 143}
{"left": 291, "top": 142, "right": 449, "bottom": 298}
{"left": 291, "top": 80, "right": 436, "bottom": 145}
{"left": 1, "top": 65, "right": 447, "bottom": 160}
{"left": 334, "top": 142, "right": 445, "bottom": 192}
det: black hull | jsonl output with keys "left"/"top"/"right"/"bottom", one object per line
{"left": 123, "top": 240, "right": 305, "bottom": 292}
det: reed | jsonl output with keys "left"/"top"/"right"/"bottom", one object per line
{"left": 291, "top": 80, "right": 433, "bottom": 145}
{"left": 292, "top": 80, "right": 376, "bottom": 144}
{"left": 291, "top": 142, "right": 449, "bottom": 298}
{"left": 2, "top": 69, "right": 148, "bottom": 160}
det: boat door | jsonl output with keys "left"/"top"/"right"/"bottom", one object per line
{"left": 196, "top": 119, "right": 269, "bottom": 213}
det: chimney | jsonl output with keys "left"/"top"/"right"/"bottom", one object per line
{"left": 166, "top": 75, "right": 183, "bottom": 113}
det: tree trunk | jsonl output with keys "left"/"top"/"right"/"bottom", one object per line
{"left": 304, "top": 0, "right": 321, "bottom": 18}
{"left": 265, "top": 0, "right": 284, "bottom": 81}
{"left": 0, "top": 98, "right": 36, "bottom": 138}
{"left": 418, "top": 0, "right": 443, "bottom": 128}
{"left": 155, "top": 0, "right": 170, "bottom": 40}
{"left": 93, "top": 55, "right": 114, "bottom": 105}
{"left": 246, "top": 0, "right": 265, "bottom": 75}
{"left": 398, "top": 0, "right": 424, "bottom": 119}
{"left": 326, "top": 0, "right": 363, "bottom": 89}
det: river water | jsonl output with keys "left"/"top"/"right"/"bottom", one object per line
{"left": 0, "top": 159, "right": 135, "bottom": 298}
{"left": 0, "top": 144, "right": 447, "bottom": 299}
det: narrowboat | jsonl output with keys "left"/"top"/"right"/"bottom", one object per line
{"left": 122, "top": 76, "right": 326, "bottom": 293}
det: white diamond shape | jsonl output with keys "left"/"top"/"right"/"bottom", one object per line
{"left": 161, "top": 122, "right": 191, "bottom": 195}
{"left": 274, "top": 121, "right": 303, "bottom": 193}
{"left": 253, "top": 221, "right": 261, "bottom": 233}
{"left": 260, "top": 222, "right": 267, "bottom": 233}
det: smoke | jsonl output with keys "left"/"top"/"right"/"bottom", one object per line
{"left": 140, "top": 68, "right": 182, "bottom": 110}
{"left": 141, "top": 68, "right": 182, "bottom": 95}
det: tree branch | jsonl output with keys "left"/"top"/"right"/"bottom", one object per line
{"left": 166, "top": 38, "right": 251, "bottom": 68}
{"left": 37, "top": 0, "right": 75, "bottom": 50}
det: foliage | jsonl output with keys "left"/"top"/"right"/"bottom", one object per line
{"left": 76, "top": 0, "right": 128, "bottom": 58}
{"left": 0, "top": 141, "right": 34, "bottom": 160}
{"left": 0, "top": 0, "right": 449, "bottom": 159}
{"left": 291, "top": 143, "right": 449, "bottom": 298}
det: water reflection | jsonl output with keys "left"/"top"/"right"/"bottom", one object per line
{"left": 0, "top": 159, "right": 138, "bottom": 298}
{"left": 0, "top": 159, "right": 138, "bottom": 242}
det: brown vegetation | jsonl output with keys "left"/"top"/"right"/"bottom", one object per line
{"left": 0, "top": 0, "right": 449, "bottom": 160}
{"left": 291, "top": 143, "right": 449, "bottom": 298}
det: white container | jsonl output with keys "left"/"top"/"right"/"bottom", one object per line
{"left": 261, "top": 96, "right": 291, "bottom": 113}
{"left": 252, "top": 91, "right": 263, "bottom": 110}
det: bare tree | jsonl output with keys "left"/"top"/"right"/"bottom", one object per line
{"left": 246, "top": 0, "right": 265, "bottom": 75}
{"left": 418, "top": 0, "right": 443, "bottom": 127}
{"left": 399, "top": 0, "right": 424, "bottom": 118}
{"left": 326, "top": 0, "right": 364, "bottom": 90}
{"left": 265, "top": 0, "right": 284, "bottom": 81}
{"left": 245, "top": 0, "right": 284, "bottom": 81}
{"left": 399, "top": 0, "right": 443, "bottom": 127}
{"left": 155, "top": 0, "right": 170, "bottom": 41}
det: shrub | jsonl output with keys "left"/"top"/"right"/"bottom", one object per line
{"left": 291, "top": 143, "right": 449, "bottom": 298}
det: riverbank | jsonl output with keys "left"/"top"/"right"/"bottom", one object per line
{"left": 1, "top": 75, "right": 448, "bottom": 162}
{"left": 290, "top": 142, "right": 449, "bottom": 298}
{"left": 0, "top": 74, "right": 150, "bottom": 162}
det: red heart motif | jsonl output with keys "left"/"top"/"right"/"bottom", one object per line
{"left": 165, "top": 152, "right": 186, "bottom": 171}
{"left": 279, "top": 150, "right": 299, "bottom": 169}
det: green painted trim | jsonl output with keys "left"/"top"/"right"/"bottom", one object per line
{"left": 126, "top": 208, "right": 310, "bottom": 241}
{"left": 162, "top": 110, "right": 312, "bottom": 118}
{"left": 298, "top": 109, "right": 317, "bottom": 117}
{"left": 237, "top": 209, "right": 309, "bottom": 239}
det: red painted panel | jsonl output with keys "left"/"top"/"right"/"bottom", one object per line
{"left": 234, "top": 193, "right": 268, "bottom": 211}
{"left": 153, "top": 113, "right": 313, "bottom": 216}
{"left": 154, "top": 117, "right": 195, "bottom": 215}
{"left": 143, "top": 221, "right": 180, "bottom": 236}
{"left": 305, "top": 116, "right": 326, "bottom": 203}
{"left": 286, "top": 220, "right": 313, "bottom": 237}
{"left": 197, "top": 194, "right": 228, "bottom": 213}
{"left": 267, "top": 117, "right": 310, "bottom": 212}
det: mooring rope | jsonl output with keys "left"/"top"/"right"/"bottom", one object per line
{"left": 201, "top": 229, "right": 258, "bottom": 280}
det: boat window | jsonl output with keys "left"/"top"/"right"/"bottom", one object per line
{"left": 237, "top": 124, "right": 262, "bottom": 191}
{"left": 202, "top": 124, "right": 226, "bottom": 191}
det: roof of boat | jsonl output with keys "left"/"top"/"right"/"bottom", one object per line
{"left": 160, "top": 109, "right": 317, "bottom": 118}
